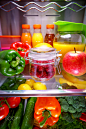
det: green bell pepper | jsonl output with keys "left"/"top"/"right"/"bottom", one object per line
{"left": 0, "top": 50, "right": 25, "bottom": 76}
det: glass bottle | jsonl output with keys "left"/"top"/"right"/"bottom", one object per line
{"left": 32, "top": 24, "right": 43, "bottom": 47}
{"left": 44, "top": 24, "right": 55, "bottom": 46}
{"left": 21, "top": 24, "right": 32, "bottom": 46}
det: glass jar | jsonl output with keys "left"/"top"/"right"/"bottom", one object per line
{"left": 32, "top": 24, "right": 43, "bottom": 47}
{"left": 21, "top": 24, "right": 32, "bottom": 46}
{"left": 44, "top": 24, "right": 55, "bottom": 46}
{"left": 25, "top": 47, "right": 61, "bottom": 81}
{"left": 53, "top": 21, "right": 86, "bottom": 63}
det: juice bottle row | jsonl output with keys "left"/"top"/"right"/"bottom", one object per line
{"left": 21, "top": 24, "right": 55, "bottom": 48}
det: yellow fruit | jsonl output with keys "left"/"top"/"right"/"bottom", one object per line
{"left": 59, "top": 78, "right": 86, "bottom": 89}
{"left": 18, "top": 84, "right": 32, "bottom": 99}
{"left": 35, "top": 43, "right": 52, "bottom": 48}
{"left": 33, "top": 82, "right": 47, "bottom": 90}
{"left": 25, "top": 79, "right": 35, "bottom": 89}
{"left": 18, "top": 84, "right": 32, "bottom": 90}
{"left": 62, "top": 70, "right": 86, "bottom": 85}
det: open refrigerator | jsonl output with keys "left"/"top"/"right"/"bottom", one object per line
{"left": 0, "top": 0, "right": 86, "bottom": 129}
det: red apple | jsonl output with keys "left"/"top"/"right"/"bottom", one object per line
{"left": 63, "top": 50, "right": 86, "bottom": 76}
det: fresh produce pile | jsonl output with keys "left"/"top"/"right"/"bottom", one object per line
{"left": 0, "top": 97, "right": 36, "bottom": 129}
{"left": 0, "top": 96, "right": 86, "bottom": 129}
{"left": 0, "top": 74, "right": 47, "bottom": 91}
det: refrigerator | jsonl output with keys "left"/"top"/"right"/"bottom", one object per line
{"left": 0, "top": 0, "right": 86, "bottom": 128}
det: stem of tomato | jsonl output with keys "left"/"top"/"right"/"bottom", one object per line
{"left": 0, "top": 98, "right": 10, "bottom": 108}
{"left": 4, "top": 97, "right": 11, "bottom": 108}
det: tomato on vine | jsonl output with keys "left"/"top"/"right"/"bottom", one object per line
{"left": 0, "top": 101, "right": 9, "bottom": 120}
{"left": 6, "top": 97, "right": 21, "bottom": 108}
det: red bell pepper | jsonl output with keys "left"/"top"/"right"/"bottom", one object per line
{"left": 10, "top": 42, "right": 31, "bottom": 64}
{"left": 34, "top": 97, "right": 61, "bottom": 128}
{"left": 80, "top": 112, "right": 86, "bottom": 122}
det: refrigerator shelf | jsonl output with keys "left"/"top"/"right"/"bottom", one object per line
{"left": 0, "top": 68, "right": 86, "bottom": 96}
{"left": 0, "top": 89, "right": 86, "bottom": 97}
{"left": 0, "top": 1, "right": 86, "bottom": 13}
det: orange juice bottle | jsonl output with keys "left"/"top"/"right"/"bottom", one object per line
{"left": 21, "top": 24, "right": 32, "bottom": 46}
{"left": 32, "top": 24, "right": 43, "bottom": 47}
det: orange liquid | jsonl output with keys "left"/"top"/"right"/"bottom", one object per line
{"left": 53, "top": 42, "right": 85, "bottom": 63}
{"left": 32, "top": 33, "right": 43, "bottom": 47}
{"left": 21, "top": 33, "right": 32, "bottom": 46}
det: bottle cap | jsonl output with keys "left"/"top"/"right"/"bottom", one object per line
{"left": 22, "top": 24, "right": 30, "bottom": 29}
{"left": 46, "top": 24, "right": 54, "bottom": 29}
{"left": 33, "top": 24, "right": 41, "bottom": 29}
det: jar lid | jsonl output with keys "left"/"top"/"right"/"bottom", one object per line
{"left": 22, "top": 24, "right": 30, "bottom": 29}
{"left": 29, "top": 47, "right": 57, "bottom": 61}
{"left": 54, "top": 21, "right": 83, "bottom": 31}
{"left": 46, "top": 24, "right": 54, "bottom": 29}
{"left": 33, "top": 24, "right": 41, "bottom": 29}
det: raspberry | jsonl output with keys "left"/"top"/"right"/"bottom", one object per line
{"left": 30, "top": 59, "right": 56, "bottom": 81}
{"left": 37, "top": 65, "right": 43, "bottom": 72}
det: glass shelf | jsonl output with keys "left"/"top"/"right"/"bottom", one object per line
{"left": 0, "top": 89, "right": 86, "bottom": 97}
{"left": 0, "top": 64, "right": 86, "bottom": 97}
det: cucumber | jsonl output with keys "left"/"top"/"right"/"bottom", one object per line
{"left": 10, "top": 100, "right": 24, "bottom": 129}
{"left": 21, "top": 97, "right": 37, "bottom": 129}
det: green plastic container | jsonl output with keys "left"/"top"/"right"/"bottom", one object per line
{"left": 54, "top": 21, "right": 86, "bottom": 38}
{"left": 53, "top": 21, "right": 86, "bottom": 63}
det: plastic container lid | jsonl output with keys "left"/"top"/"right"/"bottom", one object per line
{"left": 53, "top": 21, "right": 83, "bottom": 31}
{"left": 46, "top": 24, "right": 54, "bottom": 29}
{"left": 33, "top": 24, "right": 41, "bottom": 29}
{"left": 22, "top": 24, "right": 30, "bottom": 29}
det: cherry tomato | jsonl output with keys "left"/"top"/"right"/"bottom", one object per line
{"left": 6, "top": 97, "right": 21, "bottom": 108}
{"left": 0, "top": 102, "right": 9, "bottom": 120}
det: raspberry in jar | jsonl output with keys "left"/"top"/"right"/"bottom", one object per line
{"left": 25, "top": 47, "right": 61, "bottom": 81}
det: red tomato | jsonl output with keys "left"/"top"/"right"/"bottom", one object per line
{"left": 6, "top": 97, "right": 21, "bottom": 108}
{"left": 0, "top": 102, "right": 9, "bottom": 120}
